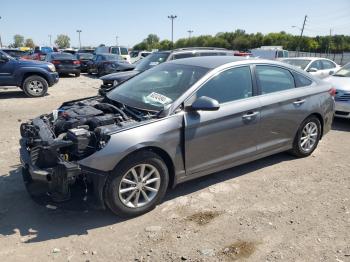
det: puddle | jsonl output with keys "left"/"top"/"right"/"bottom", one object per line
{"left": 186, "top": 211, "right": 221, "bottom": 225}
{"left": 221, "top": 240, "right": 256, "bottom": 260}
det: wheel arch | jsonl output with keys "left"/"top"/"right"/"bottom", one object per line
{"left": 21, "top": 72, "right": 49, "bottom": 87}
{"left": 111, "top": 146, "right": 176, "bottom": 189}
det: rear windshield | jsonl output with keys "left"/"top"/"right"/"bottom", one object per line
{"left": 282, "top": 59, "right": 311, "bottom": 70}
{"left": 77, "top": 53, "right": 93, "bottom": 59}
{"left": 135, "top": 52, "right": 170, "bottom": 71}
{"left": 52, "top": 53, "right": 75, "bottom": 59}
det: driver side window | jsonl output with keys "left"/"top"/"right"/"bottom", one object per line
{"left": 196, "top": 66, "right": 253, "bottom": 104}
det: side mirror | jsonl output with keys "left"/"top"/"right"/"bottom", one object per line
{"left": 189, "top": 96, "right": 220, "bottom": 111}
{"left": 329, "top": 71, "right": 334, "bottom": 75}
{"left": 307, "top": 67, "right": 318, "bottom": 73}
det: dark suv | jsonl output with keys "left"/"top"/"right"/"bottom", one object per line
{"left": 0, "top": 50, "right": 59, "bottom": 97}
{"left": 99, "top": 47, "right": 233, "bottom": 91}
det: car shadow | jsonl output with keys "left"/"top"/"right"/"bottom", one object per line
{"left": 332, "top": 118, "right": 350, "bottom": 131}
{"left": 0, "top": 90, "right": 50, "bottom": 99}
{"left": 0, "top": 152, "right": 294, "bottom": 243}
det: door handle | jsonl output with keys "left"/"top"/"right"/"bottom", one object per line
{"left": 293, "top": 99, "right": 306, "bottom": 105}
{"left": 242, "top": 111, "right": 259, "bottom": 120}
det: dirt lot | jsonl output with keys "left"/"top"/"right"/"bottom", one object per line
{"left": 0, "top": 75, "right": 349, "bottom": 262}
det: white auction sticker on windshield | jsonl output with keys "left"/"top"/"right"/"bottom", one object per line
{"left": 146, "top": 92, "right": 172, "bottom": 104}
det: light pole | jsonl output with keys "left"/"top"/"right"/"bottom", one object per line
{"left": 116, "top": 35, "right": 119, "bottom": 46}
{"left": 187, "top": 30, "right": 193, "bottom": 39}
{"left": 48, "top": 34, "right": 52, "bottom": 46}
{"left": 0, "top": 16, "right": 2, "bottom": 48}
{"left": 168, "top": 15, "right": 177, "bottom": 49}
{"left": 292, "top": 15, "right": 307, "bottom": 55}
{"left": 76, "top": 30, "right": 82, "bottom": 49}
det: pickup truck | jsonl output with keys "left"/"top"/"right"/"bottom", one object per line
{"left": 0, "top": 50, "right": 59, "bottom": 97}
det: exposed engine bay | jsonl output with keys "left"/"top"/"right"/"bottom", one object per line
{"left": 20, "top": 96, "right": 158, "bottom": 203}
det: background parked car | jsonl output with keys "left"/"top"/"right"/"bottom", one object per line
{"left": 0, "top": 49, "right": 31, "bottom": 60}
{"left": 95, "top": 46, "right": 131, "bottom": 63}
{"left": 75, "top": 53, "right": 94, "bottom": 73}
{"left": 324, "top": 63, "right": 350, "bottom": 119}
{"left": 250, "top": 46, "right": 289, "bottom": 59}
{"left": 0, "top": 50, "right": 58, "bottom": 97}
{"left": 77, "top": 48, "right": 95, "bottom": 54}
{"left": 130, "top": 50, "right": 151, "bottom": 63}
{"left": 99, "top": 47, "right": 233, "bottom": 90}
{"left": 281, "top": 57, "right": 341, "bottom": 79}
{"left": 45, "top": 52, "right": 81, "bottom": 77}
{"left": 30, "top": 46, "right": 54, "bottom": 61}
{"left": 62, "top": 48, "right": 78, "bottom": 55}
{"left": 87, "top": 53, "right": 134, "bottom": 76}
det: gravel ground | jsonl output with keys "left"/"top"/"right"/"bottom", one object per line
{"left": 0, "top": 75, "right": 349, "bottom": 262}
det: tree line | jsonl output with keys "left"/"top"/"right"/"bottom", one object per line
{"left": 8, "top": 34, "right": 71, "bottom": 49}
{"left": 133, "top": 30, "right": 350, "bottom": 53}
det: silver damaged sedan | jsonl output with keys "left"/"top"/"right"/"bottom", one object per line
{"left": 20, "top": 56, "right": 335, "bottom": 217}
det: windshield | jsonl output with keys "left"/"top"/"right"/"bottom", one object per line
{"left": 334, "top": 63, "right": 350, "bottom": 77}
{"left": 52, "top": 53, "right": 75, "bottom": 59}
{"left": 283, "top": 59, "right": 311, "bottom": 70}
{"left": 120, "top": 47, "right": 128, "bottom": 55}
{"left": 107, "top": 63, "right": 209, "bottom": 111}
{"left": 135, "top": 52, "right": 170, "bottom": 72}
{"left": 77, "top": 53, "right": 93, "bottom": 59}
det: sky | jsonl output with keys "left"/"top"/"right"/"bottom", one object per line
{"left": 1, "top": 0, "right": 349, "bottom": 48}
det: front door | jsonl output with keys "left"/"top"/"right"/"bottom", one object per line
{"left": 184, "top": 66, "right": 261, "bottom": 175}
{"left": 0, "top": 54, "right": 16, "bottom": 85}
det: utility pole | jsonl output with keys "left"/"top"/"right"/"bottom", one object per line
{"left": 76, "top": 30, "right": 82, "bottom": 49}
{"left": 187, "top": 30, "right": 193, "bottom": 39}
{"left": 48, "top": 34, "right": 52, "bottom": 46}
{"left": 115, "top": 35, "right": 119, "bottom": 46}
{"left": 296, "top": 15, "right": 307, "bottom": 55}
{"left": 0, "top": 16, "right": 2, "bottom": 48}
{"left": 168, "top": 15, "right": 177, "bottom": 49}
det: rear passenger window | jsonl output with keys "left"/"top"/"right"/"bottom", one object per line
{"left": 196, "top": 66, "right": 253, "bottom": 104}
{"left": 293, "top": 73, "right": 313, "bottom": 87}
{"left": 256, "top": 66, "right": 295, "bottom": 94}
{"left": 172, "top": 53, "right": 196, "bottom": 60}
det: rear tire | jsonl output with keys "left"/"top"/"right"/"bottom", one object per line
{"left": 22, "top": 75, "right": 48, "bottom": 97}
{"left": 289, "top": 116, "right": 321, "bottom": 157}
{"left": 75, "top": 73, "right": 80, "bottom": 77}
{"left": 104, "top": 151, "right": 169, "bottom": 217}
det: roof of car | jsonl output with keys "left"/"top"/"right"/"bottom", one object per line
{"left": 169, "top": 56, "right": 252, "bottom": 69}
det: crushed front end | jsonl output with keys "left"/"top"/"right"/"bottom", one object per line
{"left": 19, "top": 96, "right": 154, "bottom": 206}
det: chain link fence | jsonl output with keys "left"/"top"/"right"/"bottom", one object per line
{"left": 289, "top": 51, "right": 350, "bottom": 66}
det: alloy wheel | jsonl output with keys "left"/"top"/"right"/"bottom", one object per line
{"left": 27, "top": 80, "right": 44, "bottom": 96}
{"left": 300, "top": 122, "right": 318, "bottom": 152}
{"left": 118, "top": 164, "right": 161, "bottom": 208}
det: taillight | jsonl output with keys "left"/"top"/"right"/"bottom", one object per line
{"left": 328, "top": 87, "right": 336, "bottom": 97}
{"left": 52, "top": 60, "right": 60, "bottom": 65}
{"left": 73, "top": 60, "right": 80, "bottom": 65}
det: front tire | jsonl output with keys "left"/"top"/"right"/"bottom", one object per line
{"left": 104, "top": 151, "right": 169, "bottom": 217}
{"left": 22, "top": 75, "right": 48, "bottom": 97}
{"left": 289, "top": 116, "right": 321, "bottom": 157}
{"left": 75, "top": 72, "right": 80, "bottom": 77}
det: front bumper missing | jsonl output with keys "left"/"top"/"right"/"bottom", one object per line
{"left": 20, "top": 138, "right": 108, "bottom": 209}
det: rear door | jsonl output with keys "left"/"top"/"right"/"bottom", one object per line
{"left": 255, "top": 65, "right": 313, "bottom": 153}
{"left": 184, "top": 66, "right": 261, "bottom": 175}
